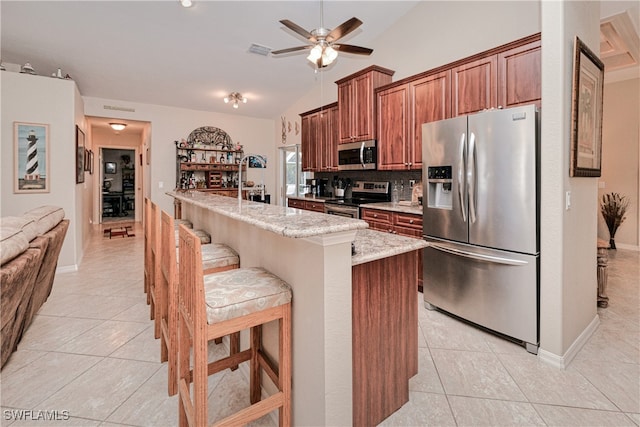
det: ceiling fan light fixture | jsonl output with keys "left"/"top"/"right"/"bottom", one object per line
{"left": 109, "top": 123, "right": 127, "bottom": 131}
{"left": 307, "top": 44, "right": 323, "bottom": 63}
{"left": 323, "top": 45, "right": 338, "bottom": 64}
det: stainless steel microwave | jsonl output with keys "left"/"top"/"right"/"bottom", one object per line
{"left": 337, "top": 140, "right": 377, "bottom": 171}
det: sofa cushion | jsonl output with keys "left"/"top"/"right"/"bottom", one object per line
{"left": 0, "top": 217, "right": 38, "bottom": 242}
{"left": 0, "top": 227, "right": 30, "bottom": 265}
{"left": 23, "top": 206, "right": 65, "bottom": 235}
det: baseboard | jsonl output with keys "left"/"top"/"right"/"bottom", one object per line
{"left": 538, "top": 314, "right": 600, "bottom": 369}
{"left": 56, "top": 264, "right": 78, "bottom": 274}
{"left": 614, "top": 242, "right": 640, "bottom": 251}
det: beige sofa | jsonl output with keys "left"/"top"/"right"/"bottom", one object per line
{"left": 1, "top": 206, "right": 69, "bottom": 369}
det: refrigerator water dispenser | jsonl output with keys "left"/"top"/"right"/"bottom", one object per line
{"left": 427, "top": 166, "right": 453, "bottom": 209}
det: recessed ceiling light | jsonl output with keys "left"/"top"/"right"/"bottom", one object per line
{"left": 180, "top": 0, "right": 193, "bottom": 8}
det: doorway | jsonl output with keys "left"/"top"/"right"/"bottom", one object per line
{"left": 280, "top": 145, "right": 309, "bottom": 205}
{"left": 101, "top": 148, "right": 136, "bottom": 223}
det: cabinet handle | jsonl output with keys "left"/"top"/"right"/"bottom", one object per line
{"left": 373, "top": 214, "right": 378, "bottom": 218}
{"left": 409, "top": 219, "right": 414, "bottom": 224}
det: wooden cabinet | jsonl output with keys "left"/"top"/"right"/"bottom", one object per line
{"left": 301, "top": 103, "right": 338, "bottom": 172}
{"left": 377, "top": 70, "right": 451, "bottom": 171}
{"left": 361, "top": 208, "right": 424, "bottom": 289}
{"left": 301, "top": 113, "right": 319, "bottom": 171}
{"left": 336, "top": 66, "right": 394, "bottom": 144}
{"left": 287, "top": 198, "right": 325, "bottom": 213}
{"left": 498, "top": 39, "right": 541, "bottom": 108}
{"left": 452, "top": 55, "right": 497, "bottom": 116}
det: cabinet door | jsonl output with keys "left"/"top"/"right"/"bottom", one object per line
{"left": 288, "top": 198, "right": 305, "bottom": 209}
{"left": 305, "top": 201, "right": 325, "bottom": 212}
{"left": 301, "top": 113, "right": 319, "bottom": 171}
{"left": 318, "top": 105, "right": 339, "bottom": 171}
{"left": 452, "top": 55, "right": 497, "bottom": 116}
{"left": 411, "top": 70, "right": 451, "bottom": 170}
{"left": 338, "top": 80, "right": 354, "bottom": 143}
{"left": 353, "top": 73, "right": 374, "bottom": 141}
{"left": 498, "top": 40, "right": 541, "bottom": 108}
{"left": 377, "top": 84, "right": 410, "bottom": 170}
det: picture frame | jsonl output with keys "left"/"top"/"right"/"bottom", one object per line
{"left": 84, "top": 148, "right": 91, "bottom": 172}
{"left": 14, "top": 122, "right": 50, "bottom": 193}
{"left": 105, "top": 162, "right": 117, "bottom": 174}
{"left": 249, "top": 155, "right": 267, "bottom": 168}
{"left": 76, "top": 125, "right": 85, "bottom": 183}
{"left": 89, "top": 150, "right": 94, "bottom": 175}
{"left": 570, "top": 36, "right": 605, "bottom": 177}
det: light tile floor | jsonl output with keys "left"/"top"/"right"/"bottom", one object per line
{"left": 1, "top": 224, "right": 638, "bottom": 426}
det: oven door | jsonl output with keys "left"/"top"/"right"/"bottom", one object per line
{"left": 324, "top": 203, "right": 359, "bottom": 219}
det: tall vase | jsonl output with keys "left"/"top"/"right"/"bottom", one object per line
{"left": 609, "top": 237, "right": 617, "bottom": 250}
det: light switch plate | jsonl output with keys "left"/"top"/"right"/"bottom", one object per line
{"left": 159, "top": 181, "right": 164, "bottom": 189}
{"left": 565, "top": 191, "right": 571, "bottom": 210}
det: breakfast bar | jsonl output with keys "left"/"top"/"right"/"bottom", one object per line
{"left": 168, "top": 191, "right": 426, "bottom": 426}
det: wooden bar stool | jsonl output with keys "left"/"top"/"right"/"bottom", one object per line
{"left": 158, "top": 210, "right": 241, "bottom": 396}
{"left": 177, "top": 225, "right": 292, "bottom": 427}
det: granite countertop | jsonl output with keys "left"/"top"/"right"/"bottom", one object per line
{"left": 168, "top": 191, "right": 368, "bottom": 239}
{"left": 364, "top": 202, "right": 423, "bottom": 216}
{"left": 352, "top": 229, "right": 427, "bottom": 266}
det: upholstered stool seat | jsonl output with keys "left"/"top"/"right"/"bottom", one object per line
{"left": 203, "top": 267, "right": 291, "bottom": 324}
{"left": 174, "top": 219, "right": 192, "bottom": 228}
{"left": 174, "top": 228, "right": 210, "bottom": 245}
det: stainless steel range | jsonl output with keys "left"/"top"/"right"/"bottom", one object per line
{"left": 324, "top": 181, "right": 390, "bottom": 219}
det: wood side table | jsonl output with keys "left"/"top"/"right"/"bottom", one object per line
{"left": 597, "top": 238, "right": 610, "bottom": 308}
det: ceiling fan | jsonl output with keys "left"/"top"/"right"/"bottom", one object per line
{"left": 271, "top": 14, "right": 373, "bottom": 69}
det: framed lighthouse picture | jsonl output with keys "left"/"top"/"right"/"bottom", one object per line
{"left": 14, "top": 122, "right": 50, "bottom": 193}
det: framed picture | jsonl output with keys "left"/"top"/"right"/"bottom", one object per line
{"left": 105, "top": 162, "right": 117, "bottom": 174}
{"left": 88, "top": 150, "right": 94, "bottom": 175}
{"left": 570, "top": 36, "right": 605, "bottom": 177}
{"left": 249, "top": 155, "right": 267, "bottom": 168}
{"left": 76, "top": 125, "right": 85, "bottom": 183}
{"left": 14, "top": 122, "right": 50, "bottom": 193}
{"left": 84, "top": 148, "right": 91, "bottom": 171}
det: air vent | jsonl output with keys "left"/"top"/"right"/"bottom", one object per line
{"left": 103, "top": 105, "right": 135, "bottom": 112}
{"left": 248, "top": 43, "right": 272, "bottom": 56}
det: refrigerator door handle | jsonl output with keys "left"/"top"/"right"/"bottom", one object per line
{"left": 467, "top": 132, "right": 477, "bottom": 224}
{"left": 458, "top": 133, "right": 467, "bottom": 222}
{"left": 429, "top": 243, "right": 528, "bottom": 266}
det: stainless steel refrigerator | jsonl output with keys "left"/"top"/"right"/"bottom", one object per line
{"left": 422, "top": 104, "right": 539, "bottom": 354}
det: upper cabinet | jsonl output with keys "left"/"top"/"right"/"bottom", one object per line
{"left": 336, "top": 66, "right": 394, "bottom": 144}
{"left": 376, "top": 34, "right": 540, "bottom": 171}
{"left": 452, "top": 55, "right": 497, "bottom": 116}
{"left": 498, "top": 39, "right": 541, "bottom": 109}
{"left": 300, "top": 102, "right": 339, "bottom": 172}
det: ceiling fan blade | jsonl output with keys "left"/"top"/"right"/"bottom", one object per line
{"left": 333, "top": 44, "right": 373, "bottom": 55}
{"left": 271, "top": 45, "right": 311, "bottom": 55}
{"left": 280, "top": 19, "right": 315, "bottom": 42}
{"left": 326, "top": 17, "right": 362, "bottom": 43}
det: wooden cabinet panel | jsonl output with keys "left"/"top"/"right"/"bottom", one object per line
{"left": 411, "top": 70, "right": 452, "bottom": 170}
{"left": 377, "top": 84, "right": 410, "bottom": 170}
{"left": 498, "top": 40, "right": 541, "bottom": 108}
{"left": 301, "top": 115, "right": 313, "bottom": 171}
{"left": 452, "top": 55, "right": 497, "bottom": 116}
{"left": 318, "top": 104, "right": 339, "bottom": 171}
{"left": 337, "top": 66, "right": 394, "bottom": 144}
{"left": 361, "top": 208, "right": 393, "bottom": 225}
{"left": 395, "top": 212, "right": 423, "bottom": 231}
{"left": 304, "top": 201, "right": 325, "bottom": 212}
{"left": 287, "top": 198, "right": 305, "bottom": 209}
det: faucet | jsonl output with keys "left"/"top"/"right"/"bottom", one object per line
{"left": 238, "top": 154, "right": 266, "bottom": 204}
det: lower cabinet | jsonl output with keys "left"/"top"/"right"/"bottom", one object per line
{"left": 361, "top": 208, "right": 424, "bottom": 290}
{"left": 287, "top": 198, "right": 325, "bottom": 213}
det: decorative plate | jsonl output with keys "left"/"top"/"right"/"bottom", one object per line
{"left": 186, "top": 126, "right": 233, "bottom": 150}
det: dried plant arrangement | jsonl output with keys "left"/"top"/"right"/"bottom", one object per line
{"left": 600, "top": 192, "right": 629, "bottom": 249}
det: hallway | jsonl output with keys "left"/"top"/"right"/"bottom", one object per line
{"left": 1, "top": 224, "right": 638, "bottom": 426}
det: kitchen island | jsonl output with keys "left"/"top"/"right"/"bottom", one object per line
{"left": 168, "top": 191, "right": 426, "bottom": 426}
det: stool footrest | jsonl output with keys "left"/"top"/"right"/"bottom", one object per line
{"left": 212, "top": 392, "right": 284, "bottom": 427}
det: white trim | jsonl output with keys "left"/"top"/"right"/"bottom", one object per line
{"left": 538, "top": 315, "right": 600, "bottom": 369}
{"left": 614, "top": 242, "right": 640, "bottom": 251}
{"left": 56, "top": 264, "right": 78, "bottom": 273}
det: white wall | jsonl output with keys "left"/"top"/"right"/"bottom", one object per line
{"left": 1, "top": 71, "right": 85, "bottom": 269}
{"left": 599, "top": 78, "right": 640, "bottom": 249}
{"left": 82, "top": 97, "right": 276, "bottom": 215}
